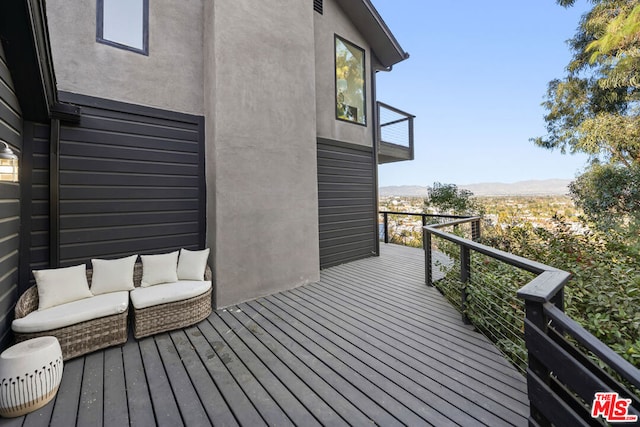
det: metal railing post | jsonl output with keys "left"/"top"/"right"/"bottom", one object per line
{"left": 460, "top": 245, "right": 471, "bottom": 324}
{"left": 383, "top": 212, "right": 389, "bottom": 244}
{"left": 423, "top": 227, "right": 432, "bottom": 286}
{"left": 522, "top": 298, "right": 552, "bottom": 427}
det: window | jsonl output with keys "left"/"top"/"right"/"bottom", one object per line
{"left": 314, "top": 0, "right": 323, "bottom": 15}
{"left": 335, "top": 36, "right": 366, "bottom": 126}
{"left": 97, "top": 0, "right": 149, "bottom": 55}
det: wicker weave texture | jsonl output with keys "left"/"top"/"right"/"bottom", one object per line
{"left": 133, "top": 288, "right": 212, "bottom": 339}
{"left": 131, "top": 262, "right": 212, "bottom": 338}
{"left": 14, "top": 311, "right": 128, "bottom": 361}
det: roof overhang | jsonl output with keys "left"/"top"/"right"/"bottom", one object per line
{"left": 337, "top": 0, "right": 409, "bottom": 70}
{"left": 0, "top": 0, "right": 55, "bottom": 121}
{"left": 0, "top": 0, "right": 80, "bottom": 122}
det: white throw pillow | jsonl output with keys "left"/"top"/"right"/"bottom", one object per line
{"left": 34, "top": 264, "right": 93, "bottom": 310}
{"left": 141, "top": 251, "right": 179, "bottom": 287}
{"left": 177, "top": 248, "right": 210, "bottom": 280}
{"left": 90, "top": 255, "right": 138, "bottom": 295}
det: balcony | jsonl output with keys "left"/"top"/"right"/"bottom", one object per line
{"left": 7, "top": 244, "right": 529, "bottom": 426}
{"left": 377, "top": 101, "right": 415, "bottom": 164}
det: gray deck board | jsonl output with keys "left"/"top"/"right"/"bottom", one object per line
{"left": 239, "top": 301, "right": 390, "bottom": 427}
{"left": 77, "top": 352, "right": 104, "bottom": 427}
{"left": 198, "top": 319, "right": 293, "bottom": 427}
{"left": 170, "top": 329, "right": 239, "bottom": 427}
{"left": 230, "top": 305, "right": 367, "bottom": 426}
{"left": 218, "top": 309, "right": 346, "bottom": 427}
{"left": 155, "top": 333, "right": 212, "bottom": 426}
{"left": 103, "top": 347, "right": 129, "bottom": 427}
{"left": 2, "top": 244, "right": 529, "bottom": 426}
{"left": 122, "top": 339, "right": 156, "bottom": 426}
{"left": 138, "top": 337, "right": 183, "bottom": 427}
{"left": 185, "top": 325, "right": 266, "bottom": 427}
{"left": 49, "top": 356, "right": 83, "bottom": 427}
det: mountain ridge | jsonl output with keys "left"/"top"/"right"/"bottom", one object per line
{"left": 380, "top": 179, "right": 572, "bottom": 197}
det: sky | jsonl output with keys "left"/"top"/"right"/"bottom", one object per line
{"left": 372, "top": 0, "right": 593, "bottom": 187}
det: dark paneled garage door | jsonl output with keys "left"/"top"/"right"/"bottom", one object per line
{"left": 317, "top": 138, "right": 377, "bottom": 269}
{"left": 55, "top": 93, "right": 205, "bottom": 266}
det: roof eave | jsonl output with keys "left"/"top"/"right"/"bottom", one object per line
{"left": 338, "top": 0, "right": 409, "bottom": 69}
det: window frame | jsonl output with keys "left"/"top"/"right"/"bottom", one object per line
{"left": 334, "top": 35, "right": 367, "bottom": 127}
{"left": 96, "top": 0, "right": 149, "bottom": 55}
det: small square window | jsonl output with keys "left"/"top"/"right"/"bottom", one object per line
{"left": 97, "top": 0, "right": 149, "bottom": 55}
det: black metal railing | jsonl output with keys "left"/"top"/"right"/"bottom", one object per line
{"left": 379, "top": 211, "right": 478, "bottom": 247}
{"left": 424, "top": 220, "right": 640, "bottom": 426}
{"left": 377, "top": 102, "right": 415, "bottom": 163}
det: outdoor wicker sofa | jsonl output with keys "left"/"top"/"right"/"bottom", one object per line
{"left": 130, "top": 262, "right": 212, "bottom": 339}
{"left": 12, "top": 266, "right": 129, "bottom": 361}
{"left": 12, "top": 254, "right": 213, "bottom": 360}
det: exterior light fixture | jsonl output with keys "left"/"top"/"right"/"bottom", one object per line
{"left": 0, "top": 141, "right": 19, "bottom": 182}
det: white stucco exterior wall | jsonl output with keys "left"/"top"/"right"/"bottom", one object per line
{"left": 45, "top": 0, "right": 204, "bottom": 115}
{"left": 314, "top": 0, "right": 374, "bottom": 147}
{"left": 205, "top": 0, "right": 320, "bottom": 308}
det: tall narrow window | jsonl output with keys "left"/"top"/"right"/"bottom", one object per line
{"left": 97, "top": 0, "right": 149, "bottom": 55}
{"left": 335, "top": 36, "right": 366, "bottom": 126}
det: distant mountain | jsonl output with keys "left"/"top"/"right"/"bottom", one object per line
{"left": 380, "top": 179, "right": 572, "bottom": 197}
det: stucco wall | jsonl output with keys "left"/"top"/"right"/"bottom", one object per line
{"left": 45, "top": 0, "right": 204, "bottom": 115}
{"left": 205, "top": 0, "right": 320, "bottom": 308}
{"left": 314, "top": 0, "right": 374, "bottom": 147}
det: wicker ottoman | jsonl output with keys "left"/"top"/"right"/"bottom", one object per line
{"left": 0, "top": 336, "right": 63, "bottom": 417}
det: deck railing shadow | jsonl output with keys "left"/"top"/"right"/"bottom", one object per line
{"left": 423, "top": 218, "right": 640, "bottom": 426}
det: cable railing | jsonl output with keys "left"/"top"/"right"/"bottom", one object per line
{"left": 378, "top": 211, "right": 478, "bottom": 248}
{"left": 377, "top": 102, "right": 414, "bottom": 163}
{"left": 423, "top": 218, "right": 640, "bottom": 426}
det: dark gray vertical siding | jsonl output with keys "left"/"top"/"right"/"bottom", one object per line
{"left": 55, "top": 93, "right": 205, "bottom": 266}
{"left": 26, "top": 122, "right": 51, "bottom": 274}
{"left": 318, "top": 139, "right": 377, "bottom": 268}
{"left": 0, "top": 43, "right": 22, "bottom": 348}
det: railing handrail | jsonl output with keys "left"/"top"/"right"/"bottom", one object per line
{"left": 376, "top": 101, "right": 416, "bottom": 119}
{"left": 426, "top": 222, "right": 565, "bottom": 276}
{"left": 423, "top": 218, "right": 640, "bottom": 425}
{"left": 380, "top": 116, "right": 411, "bottom": 128}
{"left": 379, "top": 210, "right": 472, "bottom": 219}
{"left": 378, "top": 211, "right": 476, "bottom": 245}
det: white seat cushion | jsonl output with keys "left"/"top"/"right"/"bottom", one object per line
{"left": 12, "top": 292, "right": 129, "bottom": 334}
{"left": 130, "top": 281, "right": 211, "bottom": 310}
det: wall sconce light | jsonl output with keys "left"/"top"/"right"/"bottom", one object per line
{"left": 0, "top": 141, "right": 19, "bottom": 182}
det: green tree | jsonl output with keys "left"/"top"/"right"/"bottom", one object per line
{"left": 534, "top": 0, "right": 640, "bottom": 226}
{"left": 569, "top": 162, "right": 640, "bottom": 228}
{"left": 424, "top": 182, "right": 482, "bottom": 215}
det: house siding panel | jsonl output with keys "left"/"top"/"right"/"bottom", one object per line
{"left": 0, "top": 43, "right": 22, "bottom": 348}
{"left": 55, "top": 93, "right": 205, "bottom": 266}
{"left": 318, "top": 139, "right": 377, "bottom": 268}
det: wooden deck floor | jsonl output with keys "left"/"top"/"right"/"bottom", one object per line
{"left": 3, "top": 244, "right": 529, "bottom": 427}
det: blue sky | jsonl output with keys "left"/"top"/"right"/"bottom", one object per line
{"left": 372, "top": 0, "right": 593, "bottom": 187}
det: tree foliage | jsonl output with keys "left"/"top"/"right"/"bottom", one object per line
{"left": 534, "top": 0, "right": 640, "bottom": 160}
{"left": 569, "top": 162, "right": 640, "bottom": 228}
{"left": 535, "top": 0, "right": 640, "bottom": 226}
{"left": 423, "top": 182, "right": 483, "bottom": 215}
